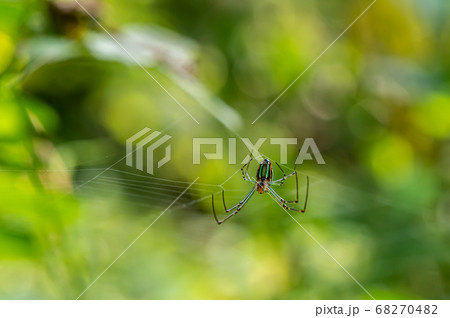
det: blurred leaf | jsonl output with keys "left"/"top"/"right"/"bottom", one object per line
{"left": 413, "top": 93, "right": 450, "bottom": 139}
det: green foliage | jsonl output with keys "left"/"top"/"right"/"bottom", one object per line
{"left": 0, "top": 0, "right": 449, "bottom": 300}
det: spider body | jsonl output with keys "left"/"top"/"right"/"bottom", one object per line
{"left": 255, "top": 159, "right": 273, "bottom": 194}
{"left": 212, "top": 157, "right": 309, "bottom": 224}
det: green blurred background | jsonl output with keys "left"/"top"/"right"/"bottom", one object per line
{"left": 0, "top": 0, "right": 449, "bottom": 299}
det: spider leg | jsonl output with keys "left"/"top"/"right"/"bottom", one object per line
{"left": 222, "top": 188, "right": 254, "bottom": 213}
{"left": 212, "top": 188, "right": 255, "bottom": 224}
{"left": 270, "top": 170, "right": 299, "bottom": 203}
{"left": 269, "top": 182, "right": 283, "bottom": 186}
{"left": 271, "top": 162, "right": 297, "bottom": 185}
{"left": 268, "top": 176, "right": 309, "bottom": 212}
{"left": 241, "top": 157, "right": 255, "bottom": 182}
{"left": 269, "top": 187, "right": 297, "bottom": 204}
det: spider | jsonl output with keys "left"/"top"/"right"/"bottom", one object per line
{"left": 212, "top": 157, "right": 309, "bottom": 224}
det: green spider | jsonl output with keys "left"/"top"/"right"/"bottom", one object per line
{"left": 212, "top": 158, "right": 309, "bottom": 224}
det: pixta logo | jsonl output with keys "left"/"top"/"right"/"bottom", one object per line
{"left": 126, "top": 128, "right": 172, "bottom": 175}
